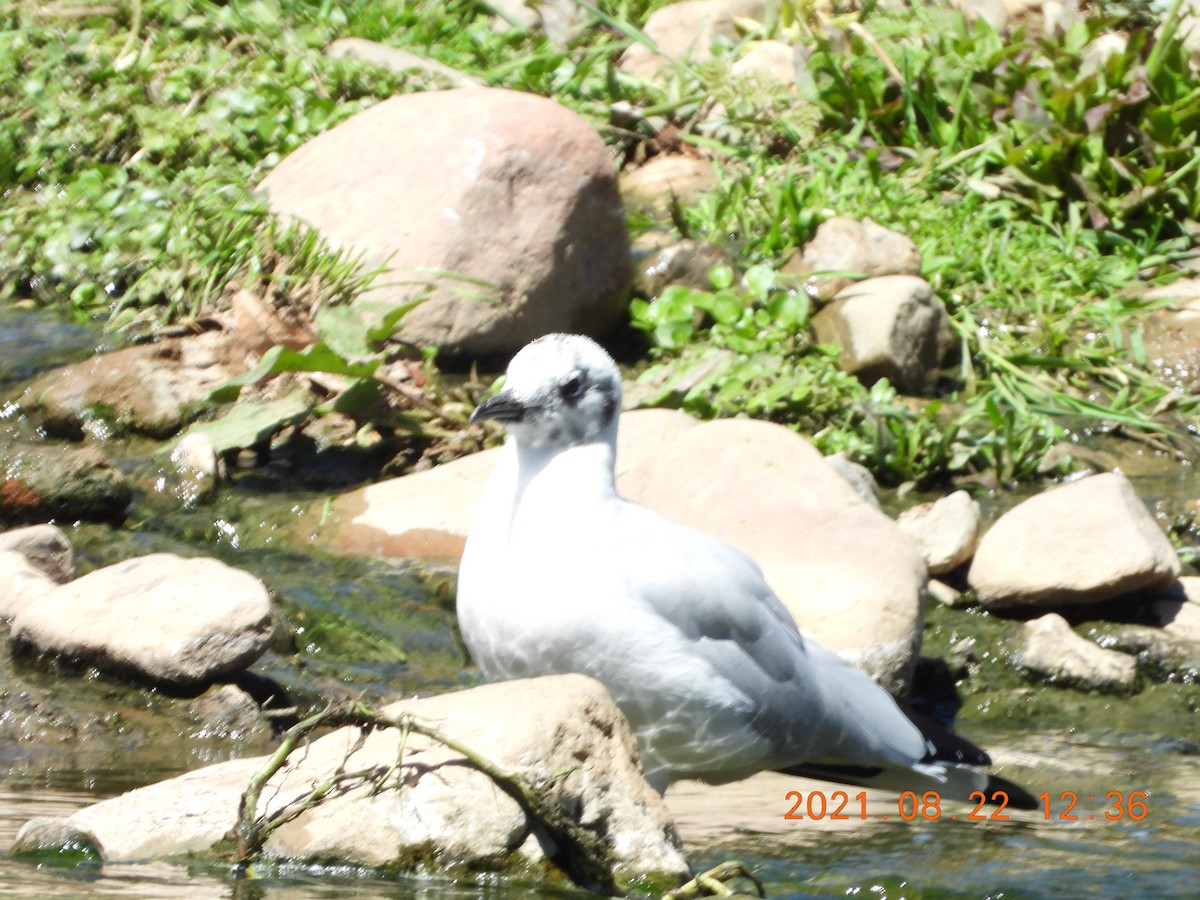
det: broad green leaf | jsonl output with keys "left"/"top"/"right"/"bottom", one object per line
{"left": 315, "top": 304, "right": 373, "bottom": 359}
{"left": 210, "top": 343, "right": 381, "bottom": 403}
{"left": 366, "top": 298, "right": 426, "bottom": 344}
{"left": 709, "top": 263, "right": 735, "bottom": 290}
{"left": 742, "top": 264, "right": 776, "bottom": 299}
{"left": 180, "top": 390, "right": 312, "bottom": 454}
{"left": 332, "top": 377, "right": 385, "bottom": 416}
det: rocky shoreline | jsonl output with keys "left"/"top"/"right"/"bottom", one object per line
{"left": 2, "top": 409, "right": 1199, "bottom": 887}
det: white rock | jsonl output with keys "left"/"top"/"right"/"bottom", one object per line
{"left": 782, "top": 216, "right": 923, "bottom": 302}
{"left": 620, "top": 0, "right": 769, "bottom": 81}
{"left": 1178, "top": 12, "right": 1200, "bottom": 62}
{"left": 168, "top": 431, "right": 224, "bottom": 506}
{"left": 0, "top": 549, "right": 59, "bottom": 621}
{"left": 968, "top": 472, "right": 1181, "bottom": 609}
{"left": 486, "top": 0, "right": 541, "bottom": 29}
{"left": 16, "top": 676, "right": 688, "bottom": 886}
{"left": 928, "top": 578, "right": 970, "bottom": 608}
{"left": 1151, "top": 578, "right": 1200, "bottom": 642}
{"left": 1016, "top": 613, "right": 1139, "bottom": 694}
{"left": 730, "top": 39, "right": 801, "bottom": 85}
{"left": 949, "top": 0, "right": 1010, "bottom": 31}
{"left": 812, "top": 275, "right": 954, "bottom": 394}
{"left": 10, "top": 553, "right": 273, "bottom": 687}
{"left": 897, "top": 490, "right": 982, "bottom": 574}
{"left": 1081, "top": 32, "right": 1129, "bottom": 72}
{"left": 0, "top": 523, "right": 73, "bottom": 583}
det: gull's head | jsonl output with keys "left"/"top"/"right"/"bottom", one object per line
{"left": 471, "top": 334, "right": 621, "bottom": 450}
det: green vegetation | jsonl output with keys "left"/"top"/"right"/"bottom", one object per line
{"left": 2, "top": 0, "right": 1198, "bottom": 486}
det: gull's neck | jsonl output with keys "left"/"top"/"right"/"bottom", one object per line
{"left": 511, "top": 426, "right": 619, "bottom": 506}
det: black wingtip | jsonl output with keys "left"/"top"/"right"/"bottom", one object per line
{"left": 907, "top": 708, "right": 992, "bottom": 767}
{"left": 984, "top": 773, "right": 1040, "bottom": 811}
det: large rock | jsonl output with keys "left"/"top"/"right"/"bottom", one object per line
{"left": 10, "top": 553, "right": 273, "bottom": 687}
{"left": 1, "top": 442, "right": 131, "bottom": 524}
{"left": 257, "top": 88, "right": 631, "bottom": 359}
{"left": 0, "top": 523, "right": 73, "bottom": 583}
{"left": 318, "top": 410, "right": 926, "bottom": 692}
{"left": 620, "top": 0, "right": 769, "bottom": 81}
{"left": 811, "top": 275, "right": 954, "bottom": 394}
{"left": 14, "top": 676, "right": 689, "bottom": 888}
{"left": 968, "top": 473, "right": 1181, "bottom": 609}
{"left": 21, "top": 330, "right": 244, "bottom": 440}
{"left": 1015, "top": 613, "right": 1140, "bottom": 695}
{"left": 783, "top": 216, "right": 923, "bottom": 302}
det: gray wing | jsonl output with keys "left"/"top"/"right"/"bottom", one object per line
{"left": 613, "top": 500, "right": 930, "bottom": 774}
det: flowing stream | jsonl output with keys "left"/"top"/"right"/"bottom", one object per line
{"left": 1, "top": 305, "right": 1197, "bottom": 898}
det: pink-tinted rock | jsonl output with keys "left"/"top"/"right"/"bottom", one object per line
{"left": 16, "top": 676, "right": 688, "bottom": 886}
{"left": 257, "top": 88, "right": 631, "bottom": 359}
{"left": 22, "top": 330, "right": 243, "bottom": 439}
{"left": 11, "top": 553, "right": 272, "bottom": 687}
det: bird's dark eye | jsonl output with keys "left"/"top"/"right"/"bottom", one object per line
{"left": 559, "top": 370, "right": 586, "bottom": 403}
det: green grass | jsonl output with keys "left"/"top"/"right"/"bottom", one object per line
{"left": 2, "top": 0, "right": 1198, "bottom": 485}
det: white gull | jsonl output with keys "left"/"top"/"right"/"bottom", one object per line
{"left": 457, "top": 333, "right": 1033, "bottom": 806}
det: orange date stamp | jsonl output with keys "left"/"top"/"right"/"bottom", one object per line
{"left": 784, "top": 789, "right": 1149, "bottom": 822}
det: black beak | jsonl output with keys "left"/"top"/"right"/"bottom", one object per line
{"left": 471, "top": 392, "right": 528, "bottom": 424}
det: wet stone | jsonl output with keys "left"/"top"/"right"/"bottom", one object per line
{"left": 10, "top": 553, "right": 273, "bottom": 688}
{"left": 0, "top": 523, "right": 73, "bottom": 583}
{"left": 1015, "top": 613, "right": 1140, "bottom": 695}
{"left": 1, "top": 442, "right": 131, "bottom": 525}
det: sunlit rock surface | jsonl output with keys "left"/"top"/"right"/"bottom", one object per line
{"left": 257, "top": 87, "right": 630, "bottom": 359}
{"left": 10, "top": 553, "right": 273, "bottom": 688}
{"left": 14, "top": 675, "right": 689, "bottom": 888}
{"left": 969, "top": 472, "right": 1181, "bottom": 609}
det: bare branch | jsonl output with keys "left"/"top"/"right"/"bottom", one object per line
{"left": 228, "top": 700, "right": 620, "bottom": 893}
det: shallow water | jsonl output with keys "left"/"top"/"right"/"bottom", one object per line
{"left": 2, "top": 727, "right": 1197, "bottom": 898}
{"left": 0, "top": 303, "right": 103, "bottom": 393}
{"left": 2, "top": 309, "right": 1199, "bottom": 898}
